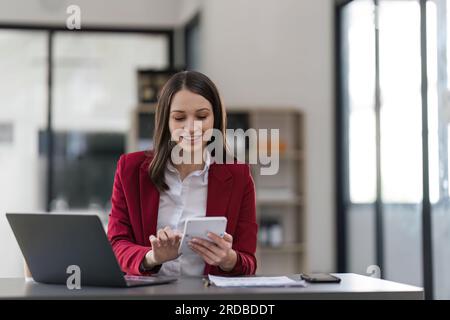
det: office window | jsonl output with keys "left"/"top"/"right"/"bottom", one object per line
{"left": 378, "top": 0, "right": 423, "bottom": 287}
{"left": 342, "top": 0, "right": 377, "bottom": 276}
{"left": 339, "top": 0, "right": 450, "bottom": 299}
{"left": 0, "top": 30, "right": 48, "bottom": 277}
{"left": 340, "top": 0, "right": 423, "bottom": 288}
{"left": 53, "top": 33, "right": 168, "bottom": 131}
{"left": 428, "top": 0, "right": 450, "bottom": 300}
{"left": 51, "top": 32, "right": 169, "bottom": 221}
{"left": 347, "top": 0, "right": 377, "bottom": 205}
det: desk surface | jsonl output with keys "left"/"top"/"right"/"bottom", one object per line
{"left": 0, "top": 273, "right": 423, "bottom": 300}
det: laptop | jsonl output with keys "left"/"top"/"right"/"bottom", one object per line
{"left": 6, "top": 213, "right": 177, "bottom": 288}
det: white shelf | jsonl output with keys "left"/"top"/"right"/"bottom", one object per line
{"left": 256, "top": 189, "right": 302, "bottom": 205}
{"left": 258, "top": 243, "right": 305, "bottom": 253}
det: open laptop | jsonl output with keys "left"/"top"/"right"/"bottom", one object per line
{"left": 6, "top": 213, "right": 177, "bottom": 288}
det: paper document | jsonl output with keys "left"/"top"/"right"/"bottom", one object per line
{"left": 208, "top": 275, "right": 307, "bottom": 287}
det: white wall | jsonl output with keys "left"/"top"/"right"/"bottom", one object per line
{"left": 0, "top": 0, "right": 181, "bottom": 27}
{"left": 179, "top": 0, "right": 336, "bottom": 273}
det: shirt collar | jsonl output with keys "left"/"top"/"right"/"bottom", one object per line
{"left": 167, "top": 149, "right": 212, "bottom": 177}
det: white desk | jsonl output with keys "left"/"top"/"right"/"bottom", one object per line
{"left": 0, "top": 273, "right": 423, "bottom": 300}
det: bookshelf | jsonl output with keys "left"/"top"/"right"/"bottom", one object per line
{"left": 247, "top": 108, "right": 305, "bottom": 275}
{"left": 128, "top": 103, "right": 306, "bottom": 276}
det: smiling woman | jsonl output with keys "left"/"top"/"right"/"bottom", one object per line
{"left": 149, "top": 71, "right": 228, "bottom": 191}
{"left": 107, "top": 70, "right": 258, "bottom": 277}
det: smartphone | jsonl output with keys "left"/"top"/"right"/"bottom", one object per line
{"left": 300, "top": 273, "right": 341, "bottom": 283}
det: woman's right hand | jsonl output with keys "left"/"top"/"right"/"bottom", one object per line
{"left": 143, "top": 226, "right": 182, "bottom": 268}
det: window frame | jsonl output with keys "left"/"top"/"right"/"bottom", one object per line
{"left": 0, "top": 23, "right": 175, "bottom": 212}
{"left": 335, "top": 0, "right": 435, "bottom": 299}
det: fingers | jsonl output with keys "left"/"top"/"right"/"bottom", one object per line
{"left": 155, "top": 227, "right": 182, "bottom": 247}
{"left": 223, "top": 232, "right": 233, "bottom": 243}
{"left": 173, "top": 229, "right": 183, "bottom": 241}
{"left": 163, "top": 226, "right": 177, "bottom": 246}
{"left": 165, "top": 227, "right": 183, "bottom": 246}
{"left": 190, "top": 247, "right": 216, "bottom": 265}
{"left": 172, "top": 233, "right": 181, "bottom": 248}
{"left": 190, "top": 237, "right": 224, "bottom": 258}
{"left": 189, "top": 242, "right": 220, "bottom": 266}
{"left": 189, "top": 232, "right": 234, "bottom": 266}
{"left": 157, "top": 229, "right": 169, "bottom": 246}
{"left": 207, "top": 232, "right": 232, "bottom": 250}
{"left": 149, "top": 235, "right": 161, "bottom": 248}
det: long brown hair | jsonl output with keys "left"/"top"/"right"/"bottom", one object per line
{"left": 148, "top": 70, "right": 228, "bottom": 192}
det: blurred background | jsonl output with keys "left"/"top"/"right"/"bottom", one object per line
{"left": 0, "top": 0, "right": 448, "bottom": 300}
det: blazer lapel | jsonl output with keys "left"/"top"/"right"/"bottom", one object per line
{"left": 204, "top": 163, "right": 233, "bottom": 275}
{"left": 139, "top": 160, "right": 159, "bottom": 246}
{"left": 206, "top": 163, "right": 233, "bottom": 218}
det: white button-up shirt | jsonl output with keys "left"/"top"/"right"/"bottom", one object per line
{"left": 155, "top": 151, "right": 211, "bottom": 276}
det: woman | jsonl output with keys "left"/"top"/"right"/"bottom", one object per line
{"left": 107, "top": 70, "right": 257, "bottom": 276}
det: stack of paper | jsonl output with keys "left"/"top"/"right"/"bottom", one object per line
{"left": 208, "top": 275, "right": 306, "bottom": 287}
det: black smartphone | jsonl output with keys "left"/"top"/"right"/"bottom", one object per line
{"left": 300, "top": 273, "right": 341, "bottom": 283}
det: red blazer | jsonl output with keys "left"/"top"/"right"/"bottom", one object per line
{"left": 107, "top": 151, "right": 258, "bottom": 276}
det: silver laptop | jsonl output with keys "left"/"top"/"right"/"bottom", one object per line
{"left": 6, "top": 213, "right": 177, "bottom": 288}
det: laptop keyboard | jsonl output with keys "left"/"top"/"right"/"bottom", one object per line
{"left": 124, "top": 275, "right": 177, "bottom": 287}
{"left": 125, "top": 275, "right": 158, "bottom": 282}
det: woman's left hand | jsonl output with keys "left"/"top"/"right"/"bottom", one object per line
{"left": 188, "top": 232, "right": 237, "bottom": 272}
